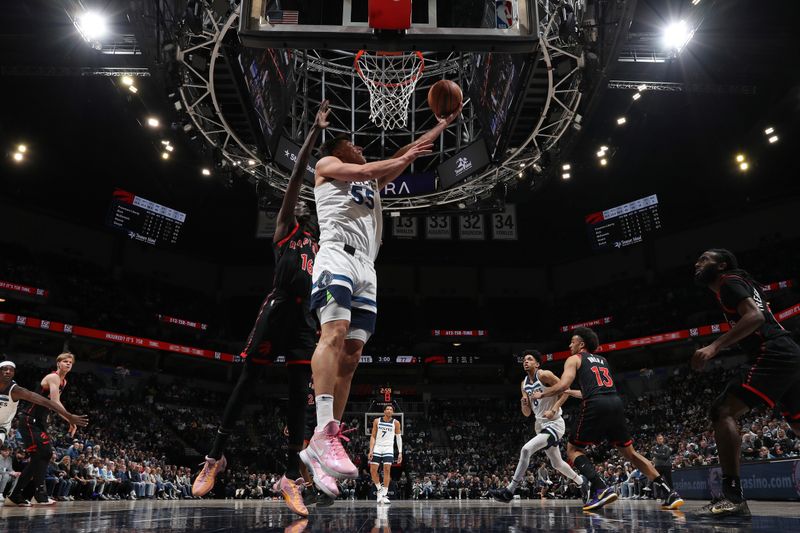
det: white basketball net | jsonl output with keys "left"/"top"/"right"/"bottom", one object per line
{"left": 355, "top": 50, "right": 425, "bottom": 130}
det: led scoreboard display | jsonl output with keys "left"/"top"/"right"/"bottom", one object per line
{"left": 585, "top": 194, "right": 662, "bottom": 251}
{"left": 106, "top": 189, "right": 186, "bottom": 246}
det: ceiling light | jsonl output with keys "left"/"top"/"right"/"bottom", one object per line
{"left": 739, "top": 162, "right": 749, "bottom": 171}
{"left": 663, "top": 20, "right": 692, "bottom": 52}
{"left": 600, "top": 145, "right": 608, "bottom": 151}
{"left": 161, "top": 152, "right": 170, "bottom": 160}
{"left": 600, "top": 158, "right": 608, "bottom": 166}
{"left": 146, "top": 117, "right": 159, "bottom": 128}
{"left": 691, "top": 0, "right": 701, "bottom": 5}
{"left": 596, "top": 150, "right": 605, "bottom": 158}
{"left": 201, "top": 168, "right": 211, "bottom": 176}
{"left": 518, "top": 172, "right": 523, "bottom": 177}
{"left": 128, "top": 85, "right": 138, "bottom": 94}
{"left": 616, "top": 117, "right": 627, "bottom": 125}
{"left": 0, "top": 298, "right": 5, "bottom": 303}
{"left": 165, "top": 145, "right": 174, "bottom": 152}
{"left": 562, "top": 163, "right": 571, "bottom": 171}
{"left": 768, "top": 135, "right": 779, "bottom": 144}
{"left": 637, "top": 84, "right": 647, "bottom": 92}
{"left": 632, "top": 93, "right": 641, "bottom": 101}
{"left": 76, "top": 11, "right": 109, "bottom": 42}
{"left": 562, "top": 172, "right": 571, "bottom": 179}
{"left": 452, "top": 342, "right": 461, "bottom": 347}
{"left": 121, "top": 76, "right": 133, "bottom": 86}
{"left": 161, "top": 140, "right": 170, "bottom": 146}
{"left": 13, "top": 152, "right": 24, "bottom": 162}
{"left": 519, "top": 163, "right": 525, "bottom": 168}
{"left": 735, "top": 154, "right": 745, "bottom": 163}
{"left": 248, "top": 159, "right": 256, "bottom": 166}
{"left": 17, "top": 144, "right": 27, "bottom": 153}
{"left": 764, "top": 127, "right": 774, "bottom": 135}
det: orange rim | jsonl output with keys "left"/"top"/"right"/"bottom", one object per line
{"left": 354, "top": 50, "right": 425, "bottom": 88}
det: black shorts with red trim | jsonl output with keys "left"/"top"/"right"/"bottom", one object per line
{"left": 723, "top": 336, "right": 800, "bottom": 420}
{"left": 240, "top": 294, "right": 317, "bottom": 365}
{"left": 19, "top": 415, "right": 52, "bottom": 454}
{"left": 569, "top": 393, "right": 632, "bottom": 449}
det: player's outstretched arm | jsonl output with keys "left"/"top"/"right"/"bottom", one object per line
{"left": 274, "top": 100, "right": 330, "bottom": 242}
{"left": 316, "top": 142, "right": 433, "bottom": 185}
{"left": 534, "top": 356, "right": 580, "bottom": 399}
{"left": 10, "top": 385, "right": 89, "bottom": 428}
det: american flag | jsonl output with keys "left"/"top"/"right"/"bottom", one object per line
{"left": 267, "top": 10, "right": 299, "bottom": 24}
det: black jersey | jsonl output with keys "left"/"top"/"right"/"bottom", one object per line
{"left": 576, "top": 351, "right": 617, "bottom": 398}
{"left": 715, "top": 273, "right": 793, "bottom": 357}
{"left": 22, "top": 371, "right": 65, "bottom": 422}
{"left": 272, "top": 222, "right": 319, "bottom": 300}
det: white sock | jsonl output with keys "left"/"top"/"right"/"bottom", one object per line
{"left": 375, "top": 483, "right": 382, "bottom": 491}
{"left": 315, "top": 394, "right": 334, "bottom": 432}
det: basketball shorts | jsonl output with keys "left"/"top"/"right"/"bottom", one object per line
{"left": 535, "top": 417, "right": 566, "bottom": 446}
{"left": 370, "top": 449, "right": 394, "bottom": 466}
{"left": 569, "top": 394, "right": 632, "bottom": 448}
{"left": 18, "top": 415, "right": 52, "bottom": 453}
{"left": 310, "top": 243, "right": 378, "bottom": 342}
{"left": 240, "top": 294, "right": 317, "bottom": 364}
{"left": 721, "top": 336, "right": 800, "bottom": 420}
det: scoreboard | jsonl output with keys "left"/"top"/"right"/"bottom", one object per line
{"left": 585, "top": 194, "right": 662, "bottom": 251}
{"left": 106, "top": 189, "right": 186, "bottom": 246}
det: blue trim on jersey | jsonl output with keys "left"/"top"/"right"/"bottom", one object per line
{"left": 351, "top": 308, "right": 377, "bottom": 333}
{"left": 352, "top": 295, "right": 377, "bottom": 307}
{"left": 310, "top": 285, "right": 352, "bottom": 311}
{"left": 331, "top": 274, "right": 354, "bottom": 288}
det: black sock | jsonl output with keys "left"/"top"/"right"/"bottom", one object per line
{"left": 573, "top": 455, "right": 605, "bottom": 489}
{"left": 722, "top": 475, "right": 744, "bottom": 503}
{"left": 286, "top": 449, "right": 302, "bottom": 480}
{"left": 209, "top": 429, "right": 231, "bottom": 460}
{"left": 653, "top": 475, "right": 672, "bottom": 494}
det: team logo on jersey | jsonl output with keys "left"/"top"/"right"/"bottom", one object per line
{"left": 315, "top": 270, "right": 333, "bottom": 290}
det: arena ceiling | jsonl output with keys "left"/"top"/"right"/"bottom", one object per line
{"left": 0, "top": 0, "right": 798, "bottom": 265}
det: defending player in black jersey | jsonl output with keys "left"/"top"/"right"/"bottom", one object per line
{"left": 533, "top": 327, "right": 683, "bottom": 512}
{"left": 192, "top": 101, "right": 330, "bottom": 518}
{"left": 6, "top": 353, "right": 88, "bottom": 507}
{"left": 693, "top": 248, "right": 800, "bottom": 517}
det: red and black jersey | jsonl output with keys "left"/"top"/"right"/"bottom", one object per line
{"left": 715, "top": 273, "right": 791, "bottom": 357}
{"left": 576, "top": 351, "right": 617, "bottom": 399}
{"left": 22, "top": 371, "right": 66, "bottom": 422}
{"left": 271, "top": 222, "right": 319, "bottom": 300}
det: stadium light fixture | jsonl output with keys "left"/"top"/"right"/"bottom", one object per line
{"left": 596, "top": 150, "right": 605, "bottom": 158}
{"left": 161, "top": 152, "right": 170, "bottom": 160}
{"left": 562, "top": 172, "right": 571, "bottom": 180}
{"left": 663, "top": 20, "right": 692, "bottom": 53}
{"left": 735, "top": 154, "right": 745, "bottom": 163}
{"left": 768, "top": 135, "right": 779, "bottom": 144}
{"left": 562, "top": 163, "right": 571, "bottom": 171}
{"left": 128, "top": 85, "right": 138, "bottom": 94}
{"left": 600, "top": 158, "right": 608, "bottom": 166}
{"left": 616, "top": 117, "right": 627, "bottom": 125}
{"left": 0, "top": 298, "right": 5, "bottom": 303}
{"left": 146, "top": 117, "right": 159, "bottom": 128}
{"left": 201, "top": 168, "right": 211, "bottom": 176}
{"left": 75, "top": 11, "right": 109, "bottom": 42}
{"left": 637, "top": 84, "right": 647, "bottom": 92}
{"left": 165, "top": 145, "right": 174, "bottom": 152}
{"left": 17, "top": 144, "right": 27, "bottom": 153}
{"left": 691, "top": 0, "right": 701, "bottom": 5}
{"left": 764, "top": 127, "right": 774, "bottom": 135}
{"left": 452, "top": 342, "right": 461, "bottom": 347}
{"left": 248, "top": 159, "right": 256, "bottom": 166}
{"left": 632, "top": 92, "right": 641, "bottom": 101}
{"left": 161, "top": 140, "right": 170, "bottom": 146}
{"left": 13, "top": 152, "right": 24, "bottom": 162}
{"left": 600, "top": 145, "right": 608, "bottom": 151}
{"left": 739, "top": 162, "right": 749, "bottom": 171}
{"left": 121, "top": 76, "right": 134, "bottom": 86}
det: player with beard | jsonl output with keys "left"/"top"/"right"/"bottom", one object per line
{"left": 193, "top": 101, "right": 331, "bottom": 518}
{"left": 693, "top": 249, "right": 800, "bottom": 517}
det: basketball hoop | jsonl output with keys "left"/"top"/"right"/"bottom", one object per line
{"left": 355, "top": 50, "right": 424, "bottom": 130}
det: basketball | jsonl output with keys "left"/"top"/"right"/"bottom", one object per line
{"left": 427, "top": 79, "right": 462, "bottom": 118}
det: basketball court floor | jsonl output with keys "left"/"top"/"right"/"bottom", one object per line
{"left": 2, "top": 499, "right": 799, "bottom": 532}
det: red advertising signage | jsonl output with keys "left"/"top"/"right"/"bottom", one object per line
{"left": 0, "top": 280, "right": 49, "bottom": 298}
{"left": 762, "top": 279, "right": 794, "bottom": 292}
{"left": 560, "top": 316, "right": 613, "bottom": 333}
{"left": 158, "top": 314, "right": 208, "bottom": 331}
{"left": 431, "top": 329, "right": 489, "bottom": 337}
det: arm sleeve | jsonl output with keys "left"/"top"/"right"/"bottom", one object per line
{"left": 719, "top": 277, "right": 753, "bottom": 311}
{"left": 395, "top": 434, "right": 403, "bottom": 454}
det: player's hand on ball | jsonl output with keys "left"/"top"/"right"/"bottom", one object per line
{"left": 438, "top": 102, "right": 463, "bottom": 125}
{"left": 692, "top": 344, "right": 718, "bottom": 371}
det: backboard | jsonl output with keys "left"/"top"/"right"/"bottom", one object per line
{"left": 239, "top": 0, "right": 539, "bottom": 52}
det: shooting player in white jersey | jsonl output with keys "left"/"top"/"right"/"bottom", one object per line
{"left": 368, "top": 405, "right": 402, "bottom": 504}
{"left": 491, "top": 350, "right": 586, "bottom": 503}
{"left": 300, "top": 105, "right": 461, "bottom": 488}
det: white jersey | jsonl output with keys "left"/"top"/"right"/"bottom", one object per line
{"left": 314, "top": 178, "right": 383, "bottom": 262}
{"left": 373, "top": 417, "right": 397, "bottom": 454}
{"left": 0, "top": 382, "right": 19, "bottom": 436}
{"left": 523, "top": 372, "right": 562, "bottom": 423}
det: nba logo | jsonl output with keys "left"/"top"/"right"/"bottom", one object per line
{"left": 496, "top": 1, "right": 517, "bottom": 29}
